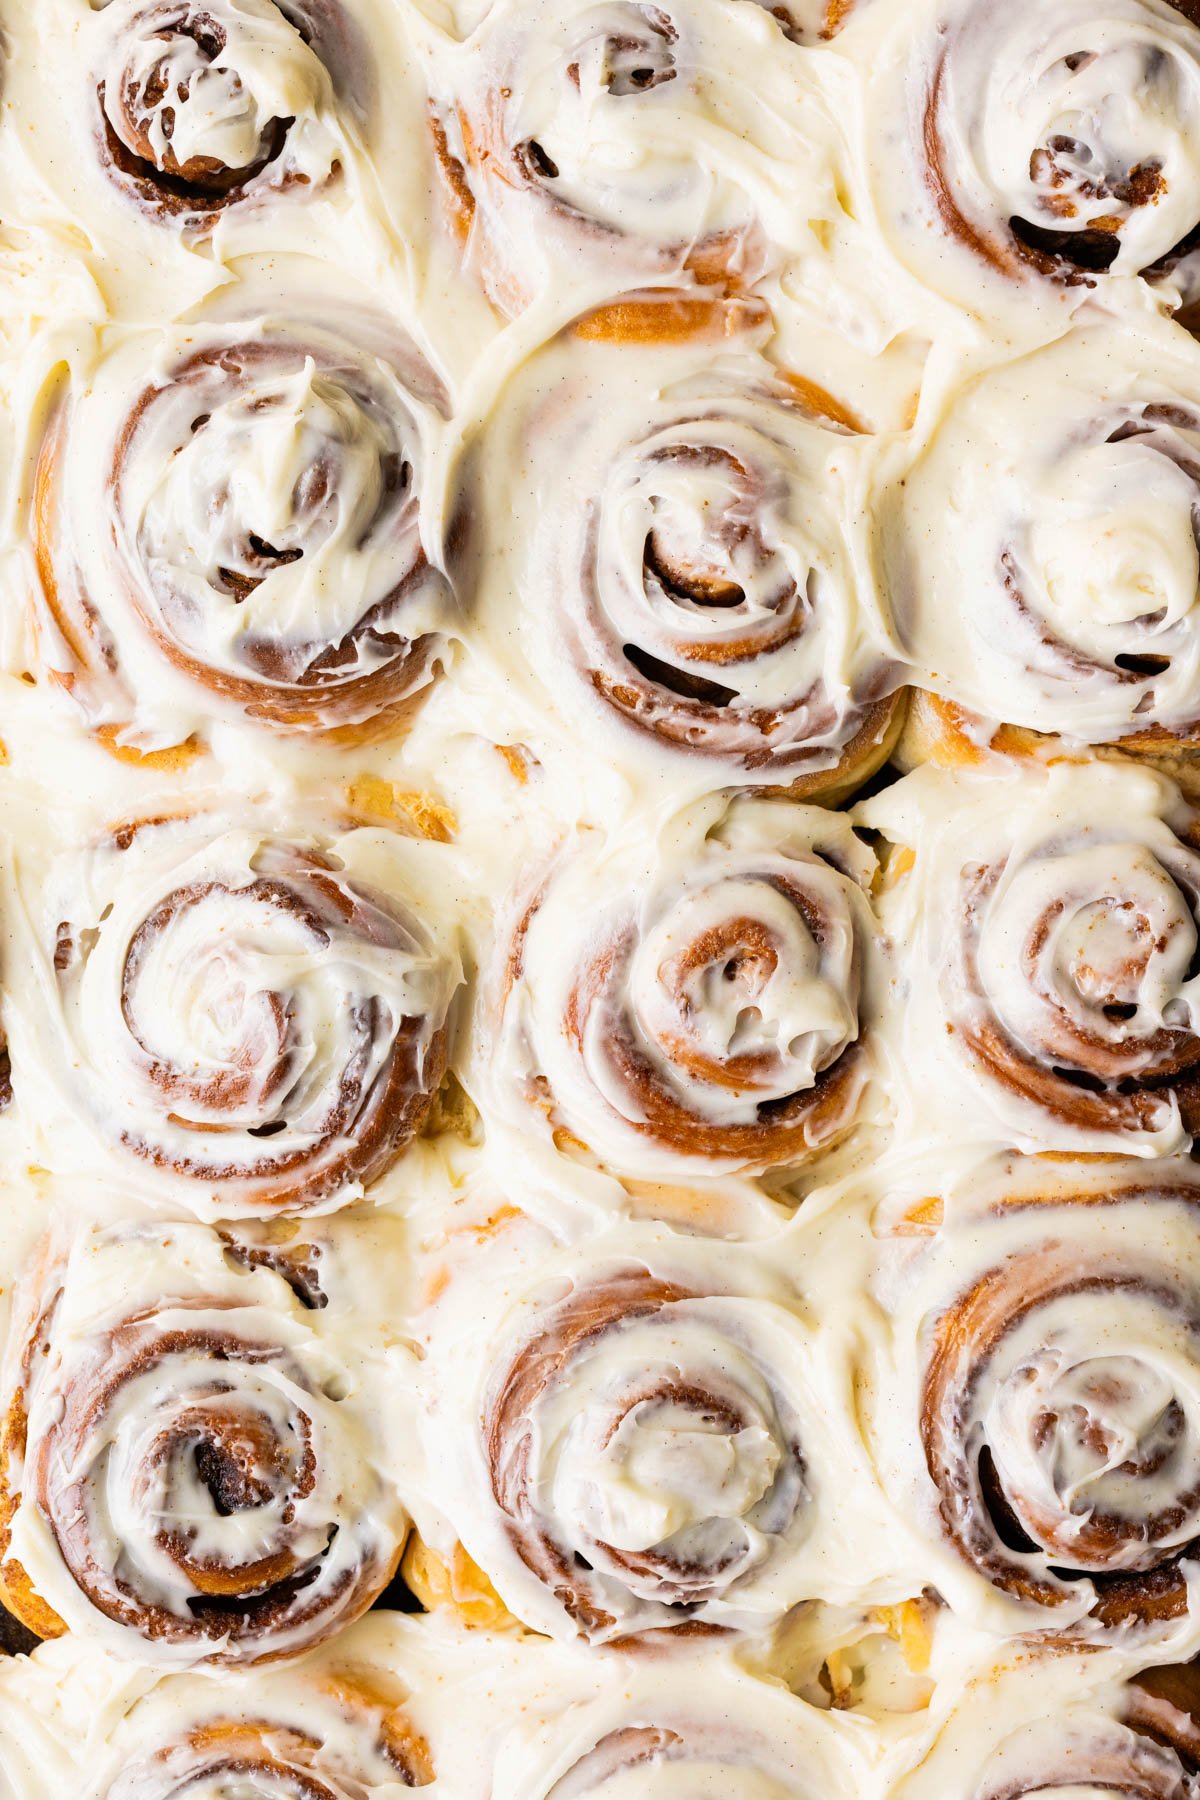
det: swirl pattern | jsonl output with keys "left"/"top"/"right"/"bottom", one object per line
{"left": 429, "top": 0, "right": 791, "bottom": 316}
{"left": 91, "top": 0, "right": 354, "bottom": 227}
{"left": 11, "top": 0, "right": 1200, "bottom": 1774}
{"left": 486, "top": 799, "right": 876, "bottom": 1180}
{"left": 0, "top": 1220, "right": 407, "bottom": 1667}
{"left": 916, "top": 0, "right": 1200, "bottom": 289}
{"left": 891, "top": 1177, "right": 1200, "bottom": 1641}
{"left": 892, "top": 1656, "right": 1200, "bottom": 1798}
{"left": 415, "top": 1230, "right": 853, "bottom": 1647}
{"left": 103, "top": 1666, "right": 434, "bottom": 1794}
{"left": 488, "top": 1651, "right": 852, "bottom": 1796}
{"left": 16, "top": 808, "right": 458, "bottom": 1215}
{"left": 881, "top": 327, "right": 1200, "bottom": 751}
{"left": 35, "top": 307, "right": 454, "bottom": 748}
{"left": 533, "top": 1726, "right": 805, "bottom": 1798}
{"left": 867, "top": 757, "right": 1200, "bottom": 1156}
{"left": 462, "top": 325, "right": 903, "bottom": 795}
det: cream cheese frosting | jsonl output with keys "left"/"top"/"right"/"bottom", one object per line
{"left": 0, "top": 0, "right": 1197, "bottom": 1793}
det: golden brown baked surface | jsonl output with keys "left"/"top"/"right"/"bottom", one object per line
{"left": 3, "top": 0, "right": 1200, "bottom": 1793}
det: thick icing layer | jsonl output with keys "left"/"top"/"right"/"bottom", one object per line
{"left": 6, "top": 804, "right": 462, "bottom": 1216}
{"left": 0, "top": 1216, "right": 411, "bottom": 1667}
{"left": 0, "top": 0, "right": 1199, "bottom": 1787}
{"left": 474, "top": 795, "right": 880, "bottom": 1182}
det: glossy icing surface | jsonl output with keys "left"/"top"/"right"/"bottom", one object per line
{"left": 0, "top": 0, "right": 1198, "bottom": 1794}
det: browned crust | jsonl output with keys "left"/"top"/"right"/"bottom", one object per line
{"left": 921, "top": 1187, "right": 1200, "bottom": 1640}
{"left": 900, "top": 690, "right": 1200, "bottom": 801}
{"left": 33, "top": 338, "right": 447, "bottom": 751}
{"left": 482, "top": 1269, "right": 804, "bottom": 1642}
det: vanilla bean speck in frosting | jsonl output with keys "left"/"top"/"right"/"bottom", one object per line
{"left": 0, "top": 0, "right": 1198, "bottom": 1790}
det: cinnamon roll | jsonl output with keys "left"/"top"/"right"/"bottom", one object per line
{"left": 490, "top": 1653, "right": 855, "bottom": 1795}
{"left": 880, "top": 325, "right": 1200, "bottom": 758}
{"left": 34, "top": 301, "right": 455, "bottom": 750}
{"left": 458, "top": 322, "right": 904, "bottom": 797}
{"left": 415, "top": 1228, "right": 872, "bottom": 1646}
{"left": 874, "top": 0, "right": 1200, "bottom": 301}
{"left": 864, "top": 760, "right": 1200, "bottom": 1157}
{"left": 876, "top": 1165, "right": 1200, "bottom": 1642}
{"left": 100, "top": 1661, "right": 434, "bottom": 1793}
{"left": 11, "top": 807, "right": 459, "bottom": 1215}
{"left": 483, "top": 797, "right": 878, "bottom": 1182}
{"left": 0, "top": 1218, "right": 408, "bottom": 1666}
{"left": 427, "top": 0, "right": 828, "bottom": 318}
{"left": 89, "top": 0, "right": 356, "bottom": 230}
{"left": 892, "top": 1652, "right": 1200, "bottom": 1797}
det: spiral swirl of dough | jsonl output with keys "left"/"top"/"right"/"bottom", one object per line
{"left": 429, "top": 0, "right": 792, "bottom": 315}
{"left": 891, "top": 1653, "right": 1200, "bottom": 1798}
{"left": 91, "top": 0, "right": 354, "bottom": 226}
{"left": 863, "top": 763, "right": 1200, "bottom": 1160}
{"left": 16, "top": 808, "right": 458, "bottom": 1216}
{"left": 882, "top": 327, "right": 1200, "bottom": 749}
{"left": 951, "top": 774, "right": 1200, "bottom": 1150}
{"left": 417, "top": 1228, "right": 849, "bottom": 1646}
{"left": 35, "top": 308, "right": 454, "bottom": 747}
{"left": 102, "top": 1665, "right": 434, "bottom": 1795}
{"left": 0, "top": 1220, "right": 407, "bottom": 1668}
{"left": 917, "top": 0, "right": 1200, "bottom": 286}
{"left": 462, "top": 326, "right": 902, "bottom": 794}
{"left": 486, "top": 798, "right": 876, "bottom": 1180}
{"left": 892, "top": 1178, "right": 1200, "bottom": 1641}
{"left": 536, "top": 1726, "right": 806, "bottom": 1798}
{"left": 488, "top": 1650, "right": 850, "bottom": 1796}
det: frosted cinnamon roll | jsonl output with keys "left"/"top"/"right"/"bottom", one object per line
{"left": 90, "top": 0, "right": 354, "bottom": 230}
{"left": 483, "top": 798, "right": 878, "bottom": 1182}
{"left": 874, "top": 1165, "right": 1200, "bottom": 1642}
{"left": 881, "top": 325, "right": 1200, "bottom": 757}
{"left": 873, "top": 0, "right": 1200, "bottom": 301}
{"left": 892, "top": 1653, "right": 1200, "bottom": 1797}
{"left": 0, "top": 1218, "right": 408, "bottom": 1666}
{"left": 34, "top": 303, "right": 454, "bottom": 751}
{"left": 490, "top": 1653, "right": 854, "bottom": 1795}
{"left": 11, "top": 807, "right": 459, "bottom": 1216}
{"left": 100, "top": 1663, "right": 434, "bottom": 1793}
{"left": 414, "top": 1227, "right": 873, "bottom": 1647}
{"left": 864, "top": 760, "right": 1200, "bottom": 1157}
{"left": 428, "top": 0, "right": 828, "bottom": 318}
{"left": 459, "top": 323, "right": 903, "bottom": 798}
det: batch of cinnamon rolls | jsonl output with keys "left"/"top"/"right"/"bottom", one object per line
{"left": 4, "top": 0, "right": 1200, "bottom": 1794}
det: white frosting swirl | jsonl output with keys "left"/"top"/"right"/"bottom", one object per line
{"left": 93, "top": 0, "right": 345, "bottom": 222}
{"left": 36, "top": 306, "right": 454, "bottom": 747}
{"left": 481, "top": 797, "right": 876, "bottom": 1180}
{"left": 882, "top": 326, "right": 1200, "bottom": 745}
{"left": 9, "top": 807, "right": 460, "bottom": 1216}
{"left": 414, "top": 1219, "right": 889, "bottom": 1648}
{"left": 0, "top": 1219, "right": 408, "bottom": 1668}
{"left": 891, "top": 1656, "right": 1199, "bottom": 1799}
{"left": 869, "top": 1159, "right": 1200, "bottom": 1642}
{"left": 867, "top": 0, "right": 1200, "bottom": 306}
{"left": 428, "top": 0, "right": 824, "bottom": 313}
{"left": 460, "top": 325, "right": 899, "bottom": 794}
{"left": 863, "top": 759, "right": 1200, "bottom": 1157}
